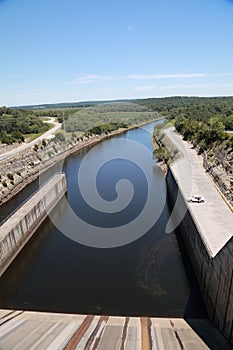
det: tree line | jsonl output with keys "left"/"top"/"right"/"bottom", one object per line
{"left": 0, "top": 107, "right": 49, "bottom": 144}
{"left": 84, "top": 122, "right": 128, "bottom": 136}
{"left": 138, "top": 96, "right": 233, "bottom": 151}
{"left": 137, "top": 96, "right": 233, "bottom": 129}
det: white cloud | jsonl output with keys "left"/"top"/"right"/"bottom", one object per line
{"left": 161, "top": 82, "right": 233, "bottom": 90}
{"left": 78, "top": 74, "right": 101, "bottom": 81}
{"left": 161, "top": 84, "right": 208, "bottom": 90}
{"left": 134, "top": 85, "right": 157, "bottom": 91}
{"left": 127, "top": 73, "right": 207, "bottom": 80}
{"left": 70, "top": 74, "right": 115, "bottom": 85}
{"left": 213, "top": 72, "right": 233, "bottom": 77}
{"left": 69, "top": 72, "right": 207, "bottom": 86}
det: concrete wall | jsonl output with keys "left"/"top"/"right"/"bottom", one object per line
{"left": 166, "top": 169, "right": 233, "bottom": 344}
{"left": 0, "top": 174, "right": 66, "bottom": 277}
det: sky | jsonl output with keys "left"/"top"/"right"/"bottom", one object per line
{"left": 0, "top": 0, "right": 233, "bottom": 106}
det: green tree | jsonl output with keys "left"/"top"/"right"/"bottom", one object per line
{"left": 224, "top": 115, "right": 233, "bottom": 130}
{"left": 11, "top": 131, "right": 24, "bottom": 143}
{"left": 54, "top": 132, "right": 65, "bottom": 142}
{"left": 206, "top": 118, "right": 226, "bottom": 145}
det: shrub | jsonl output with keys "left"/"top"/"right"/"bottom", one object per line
{"left": 11, "top": 131, "right": 24, "bottom": 143}
{"left": 1, "top": 134, "right": 14, "bottom": 144}
{"left": 54, "top": 132, "right": 65, "bottom": 142}
{"left": 7, "top": 173, "right": 14, "bottom": 180}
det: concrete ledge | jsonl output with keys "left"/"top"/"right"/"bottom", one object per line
{"left": 0, "top": 174, "right": 66, "bottom": 277}
{"left": 0, "top": 310, "right": 232, "bottom": 349}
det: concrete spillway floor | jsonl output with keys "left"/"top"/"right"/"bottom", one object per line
{"left": 0, "top": 309, "right": 232, "bottom": 349}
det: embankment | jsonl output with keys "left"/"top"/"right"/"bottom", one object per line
{"left": 167, "top": 168, "right": 233, "bottom": 344}
{"left": 0, "top": 173, "right": 66, "bottom": 277}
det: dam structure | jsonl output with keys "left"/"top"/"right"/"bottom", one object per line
{"left": 0, "top": 173, "right": 66, "bottom": 278}
{"left": 165, "top": 127, "right": 233, "bottom": 344}
{"left": 1, "top": 309, "right": 233, "bottom": 349}
{"left": 0, "top": 124, "right": 233, "bottom": 349}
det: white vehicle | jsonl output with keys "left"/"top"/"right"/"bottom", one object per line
{"left": 187, "top": 195, "right": 205, "bottom": 203}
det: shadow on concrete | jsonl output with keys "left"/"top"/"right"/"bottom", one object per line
{"left": 187, "top": 319, "right": 233, "bottom": 350}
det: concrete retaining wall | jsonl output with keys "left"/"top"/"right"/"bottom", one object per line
{"left": 0, "top": 174, "right": 66, "bottom": 277}
{"left": 166, "top": 168, "right": 233, "bottom": 344}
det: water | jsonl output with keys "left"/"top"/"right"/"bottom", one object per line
{"left": 0, "top": 122, "right": 206, "bottom": 317}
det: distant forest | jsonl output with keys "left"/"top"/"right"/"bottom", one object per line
{"left": 138, "top": 96, "right": 233, "bottom": 151}
{"left": 137, "top": 96, "right": 233, "bottom": 129}
{"left": 1, "top": 96, "right": 233, "bottom": 148}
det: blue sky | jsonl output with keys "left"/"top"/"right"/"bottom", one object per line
{"left": 1, "top": 0, "right": 233, "bottom": 106}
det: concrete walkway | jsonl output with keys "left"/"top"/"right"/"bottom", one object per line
{"left": 164, "top": 127, "right": 233, "bottom": 257}
{"left": 0, "top": 310, "right": 232, "bottom": 349}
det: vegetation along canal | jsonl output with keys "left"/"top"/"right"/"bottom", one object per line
{"left": 0, "top": 121, "right": 207, "bottom": 317}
